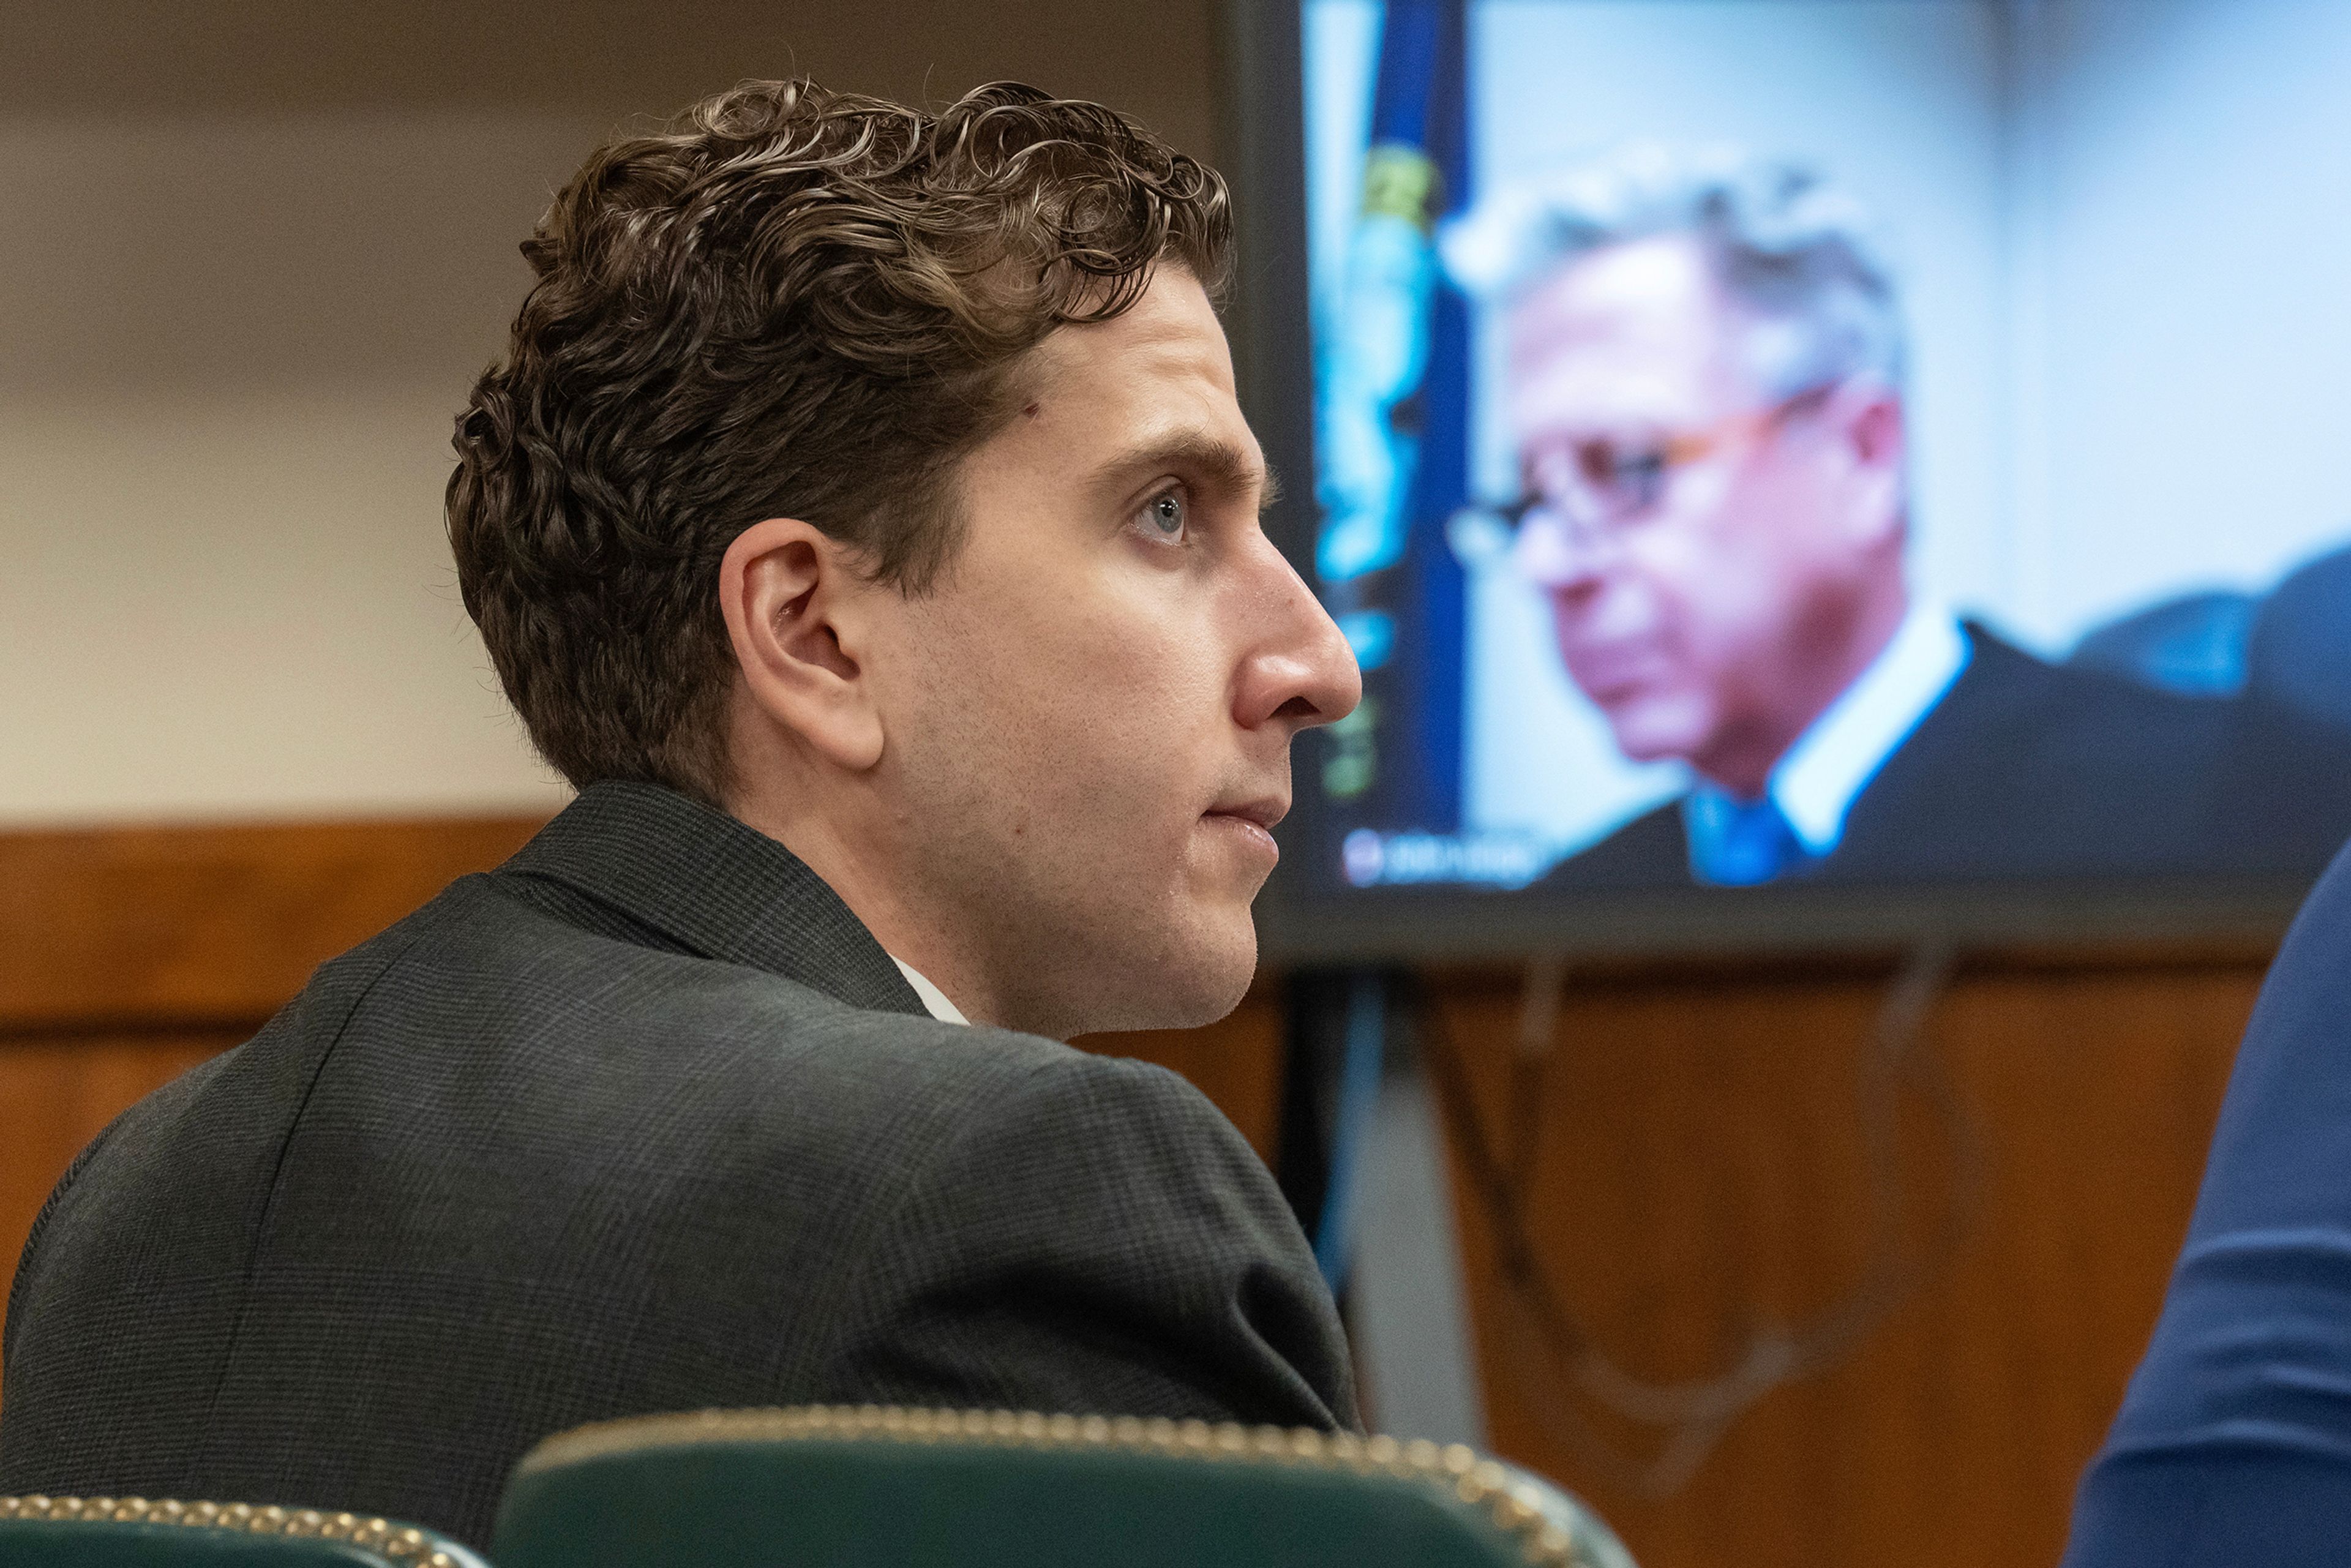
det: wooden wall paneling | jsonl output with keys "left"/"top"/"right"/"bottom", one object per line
{"left": 0, "top": 818, "right": 549, "bottom": 1032}
{"left": 1429, "top": 955, "right": 2263, "bottom": 1568}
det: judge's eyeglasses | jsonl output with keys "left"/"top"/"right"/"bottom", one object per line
{"left": 1459, "top": 381, "right": 1839, "bottom": 558}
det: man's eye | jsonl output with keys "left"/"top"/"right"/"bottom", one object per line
{"left": 1139, "top": 489, "right": 1188, "bottom": 541}
{"left": 1613, "top": 451, "right": 1670, "bottom": 508}
{"left": 1577, "top": 445, "right": 1667, "bottom": 512}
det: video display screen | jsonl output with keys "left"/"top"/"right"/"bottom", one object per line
{"left": 1297, "top": 0, "right": 2351, "bottom": 900}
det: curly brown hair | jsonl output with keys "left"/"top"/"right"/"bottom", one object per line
{"left": 448, "top": 79, "right": 1231, "bottom": 805}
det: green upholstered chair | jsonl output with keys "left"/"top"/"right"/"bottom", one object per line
{"left": 0, "top": 1495, "right": 488, "bottom": 1568}
{"left": 491, "top": 1405, "right": 1637, "bottom": 1568}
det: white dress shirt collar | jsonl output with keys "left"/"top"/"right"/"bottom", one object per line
{"left": 1764, "top": 602, "right": 1972, "bottom": 857}
{"left": 889, "top": 955, "right": 970, "bottom": 1026}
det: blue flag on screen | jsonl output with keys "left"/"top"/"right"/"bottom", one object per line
{"left": 1314, "top": 0, "right": 1471, "bottom": 831}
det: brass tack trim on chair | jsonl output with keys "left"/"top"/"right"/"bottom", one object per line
{"left": 0, "top": 1494, "right": 460, "bottom": 1567}
{"left": 519, "top": 1405, "right": 1594, "bottom": 1568}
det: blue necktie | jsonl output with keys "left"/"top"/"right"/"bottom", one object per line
{"left": 1683, "top": 790, "right": 1812, "bottom": 887}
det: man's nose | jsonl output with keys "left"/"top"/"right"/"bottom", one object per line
{"left": 1515, "top": 509, "right": 1608, "bottom": 595}
{"left": 1235, "top": 544, "right": 1363, "bottom": 733}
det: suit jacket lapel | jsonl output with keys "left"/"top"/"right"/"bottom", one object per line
{"left": 497, "top": 780, "right": 929, "bottom": 1018}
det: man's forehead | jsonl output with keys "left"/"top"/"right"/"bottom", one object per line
{"left": 1510, "top": 237, "right": 1727, "bottom": 359}
{"left": 1507, "top": 234, "right": 1750, "bottom": 419}
{"left": 968, "top": 272, "right": 1263, "bottom": 496}
{"left": 1029, "top": 266, "right": 1234, "bottom": 392}
{"left": 1016, "top": 274, "right": 1254, "bottom": 458}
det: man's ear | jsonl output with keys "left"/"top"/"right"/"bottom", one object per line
{"left": 1828, "top": 377, "right": 1907, "bottom": 548}
{"left": 719, "top": 518, "right": 886, "bottom": 772}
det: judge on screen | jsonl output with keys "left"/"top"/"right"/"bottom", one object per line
{"left": 1441, "top": 148, "right": 2351, "bottom": 890}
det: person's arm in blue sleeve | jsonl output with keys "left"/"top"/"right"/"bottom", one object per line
{"left": 2065, "top": 841, "right": 2351, "bottom": 1566}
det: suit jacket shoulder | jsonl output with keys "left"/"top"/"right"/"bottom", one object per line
{"left": 0, "top": 783, "right": 1352, "bottom": 1545}
{"left": 1830, "top": 627, "right": 2351, "bottom": 882}
{"left": 812, "top": 1046, "right": 1354, "bottom": 1427}
{"left": 1535, "top": 625, "right": 2351, "bottom": 890}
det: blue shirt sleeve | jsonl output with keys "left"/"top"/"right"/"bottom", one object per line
{"left": 2065, "top": 838, "right": 2351, "bottom": 1566}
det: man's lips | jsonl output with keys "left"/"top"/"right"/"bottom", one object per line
{"left": 1208, "top": 796, "right": 1288, "bottom": 831}
{"left": 1204, "top": 796, "right": 1287, "bottom": 861}
{"left": 1562, "top": 642, "right": 1665, "bottom": 704}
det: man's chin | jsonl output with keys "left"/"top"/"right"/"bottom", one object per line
{"left": 1070, "top": 912, "right": 1257, "bottom": 1038}
{"left": 1599, "top": 700, "right": 1710, "bottom": 769}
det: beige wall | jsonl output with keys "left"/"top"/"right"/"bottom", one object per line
{"left": 0, "top": 0, "right": 1220, "bottom": 824}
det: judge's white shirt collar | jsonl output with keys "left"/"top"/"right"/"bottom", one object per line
{"left": 889, "top": 955, "right": 970, "bottom": 1026}
{"left": 1762, "top": 602, "right": 1972, "bottom": 857}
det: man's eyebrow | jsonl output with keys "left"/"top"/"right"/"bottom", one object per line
{"left": 1093, "top": 432, "right": 1272, "bottom": 506}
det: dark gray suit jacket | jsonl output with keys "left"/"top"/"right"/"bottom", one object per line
{"left": 0, "top": 782, "right": 1355, "bottom": 1545}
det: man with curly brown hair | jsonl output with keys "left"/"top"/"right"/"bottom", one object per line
{"left": 0, "top": 80, "right": 1362, "bottom": 1545}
